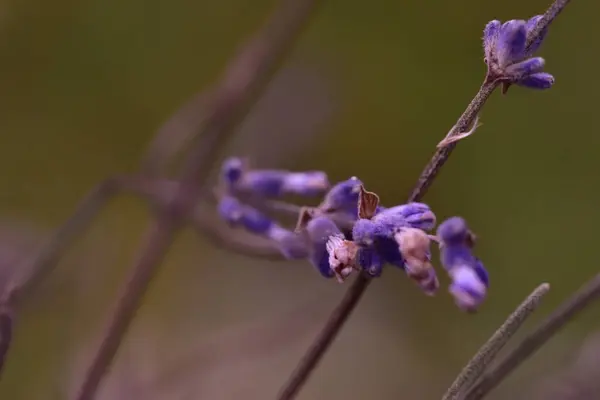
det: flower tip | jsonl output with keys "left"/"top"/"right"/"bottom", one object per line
{"left": 517, "top": 72, "right": 555, "bottom": 90}
{"left": 221, "top": 157, "right": 244, "bottom": 184}
{"left": 497, "top": 20, "right": 527, "bottom": 67}
{"left": 436, "top": 216, "right": 468, "bottom": 242}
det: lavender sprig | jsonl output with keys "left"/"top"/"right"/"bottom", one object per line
{"left": 277, "top": 2, "right": 572, "bottom": 398}
{"left": 484, "top": 17, "right": 554, "bottom": 93}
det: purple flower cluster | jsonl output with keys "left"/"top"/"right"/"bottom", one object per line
{"left": 484, "top": 16, "right": 554, "bottom": 92}
{"left": 216, "top": 158, "right": 489, "bottom": 312}
{"left": 436, "top": 217, "right": 489, "bottom": 312}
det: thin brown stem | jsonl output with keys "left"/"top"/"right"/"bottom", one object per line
{"left": 465, "top": 274, "right": 600, "bottom": 400}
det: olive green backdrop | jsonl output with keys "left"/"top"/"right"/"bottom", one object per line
{"left": 0, "top": 0, "right": 597, "bottom": 399}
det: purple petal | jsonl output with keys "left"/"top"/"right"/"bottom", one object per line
{"left": 483, "top": 20, "right": 501, "bottom": 62}
{"left": 305, "top": 217, "right": 342, "bottom": 278}
{"left": 319, "top": 177, "right": 362, "bottom": 213}
{"left": 241, "top": 170, "right": 286, "bottom": 197}
{"left": 240, "top": 207, "right": 273, "bottom": 234}
{"left": 437, "top": 216, "right": 469, "bottom": 244}
{"left": 525, "top": 15, "right": 548, "bottom": 55}
{"left": 505, "top": 57, "right": 545, "bottom": 79}
{"left": 221, "top": 157, "right": 244, "bottom": 185}
{"left": 357, "top": 247, "right": 383, "bottom": 277}
{"left": 474, "top": 259, "right": 489, "bottom": 287}
{"left": 497, "top": 20, "right": 527, "bottom": 67}
{"left": 517, "top": 72, "right": 555, "bottom": 89}
{"left": 218, "top": 196, "right": 243, "bottom": 224}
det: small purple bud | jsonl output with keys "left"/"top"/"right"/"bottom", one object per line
{"left": 483, "top": 16, "right": 554, "bottom": 93}
{"left": 483, "top": 20, "right": 501, "bottom": 62}
{"left": 319, "top": 177, "right": 363, "bottom": 214}
{"left": 221, "top": 157, "right": 244, "bottom": 185}
{"left": 448, "top": 266, "right": 487, "bottom": 312}
{"left": 305, "top": 216, "right": 343, "bottom": 278}
{"left": 505, "top": 57, "right": 545, "bottom": 79}
{"left": 439, "top": 245, "right": 475, "bottom": 272}
{"left": 218, "top": 196, "right": 243, "bottom": 224}
{"left": 517, "top": 72, "right": 555, "bottom": 89}
{"left": 497, "top": 20, "right": 527, "bottom": 67}
{"left": 357, "top": 247, "right": 383, "bottom": 277}
{"left": 525, "top": 15, "right": 547, "bottom": 55}
{"left": 281, "top": 171, "right": 329, "bottom": 196}
{"left": 239, "top": 207, "right": 273, "bottom": 235}
{"left": 240, "top": 170, "right": 287, "bottom": 197}
{"left": 437, "top": 216, "right": 470, "bottom": 246}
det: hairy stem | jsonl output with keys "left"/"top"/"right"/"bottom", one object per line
{"left": 442, "top": 283, "right": 550, "bottom": 400}
{"left": 465, "top": 274, "right": 600, "bottom": 400}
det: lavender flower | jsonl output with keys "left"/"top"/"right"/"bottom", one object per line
{"left": 449, "top": 267, "right": 488, "bottom": 313}
{"left": 357, "top": 247, "right": 384, "bottom": 277}
{"left": 352, "top": 187, "right": 437, "bottom": 269}
{"left": 220, "top": 157, "right": 329, "bottom": 197}
{"left": 436, "top": 216, "right": 489, "bottom": 312}
{"left": 217, "top": 195, "right": 309, "bottom": 259}
{"left": 305, "top": 216, "right": 353, "bottom": 279}
{"left": 317, "top": 176, "right": 363, "bottom": 214}
{"left": 221, "top": 157, "right": 245, "bottom": 186}
{"left": 484, "top": 17, "right": 554, "bottom": 92}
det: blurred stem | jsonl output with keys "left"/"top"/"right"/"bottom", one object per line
{"left": 465, "top": 274, "right": 600, "bottom": 400}
{"left": 442, "top": 283, "right": 551, "bottom": 400}
{"left": 0, "top": 306, "right": 12, "bottom": 378}
{"left": 73, "top": 0, "right": 323, "bottom": 399}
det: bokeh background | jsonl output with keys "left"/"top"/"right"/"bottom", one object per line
{"left": 0, "top": 0, "right": 598, "bottom": 398}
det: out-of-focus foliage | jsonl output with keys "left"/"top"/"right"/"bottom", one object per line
{"left": 0, "top": 0, "right": 598, "bottom": 399}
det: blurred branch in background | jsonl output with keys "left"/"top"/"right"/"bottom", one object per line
{"left": 0, "top": 0, "right": 323, "bottom": 396}
{"left": 530, "top": 330, "right": 600, "bottom": 400}
{"left": 73, "top": 0, "right": 323, "bottom": 398}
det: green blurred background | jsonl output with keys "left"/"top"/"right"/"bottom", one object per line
{"left": 0, "top": 0, "right": 598, "bottom": 398}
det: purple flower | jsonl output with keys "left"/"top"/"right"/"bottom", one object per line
{"left": 238, "top": 170, "right": 329, "bottom": 197}
{"left": 221, "top": 157, "right": 245, "bottom": 186}
{"left": 436, "top": 216, "right": 489, "bottom": 311}
{"left": 304, "top": 216, "right": 346, "bottom": 279}
{"left": 448, "top": 266, "right": 488, "bottom": 313}
{"left": 218, "top": 195, "right": 244, "bottom": 224}
{"left": 357, "top": 247, "right": 384, "bottom": 277}
{"left": 318, "top": 177, "right": 363, "bottom": 215}
{"left": 484, "top": 17, "right": 554, "bottom": 92}
{"left": 217, "top": 195, "right": 309, "bottom": 259}
{"left": 220, "top": 157, "right": 329, "bottom": 197}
